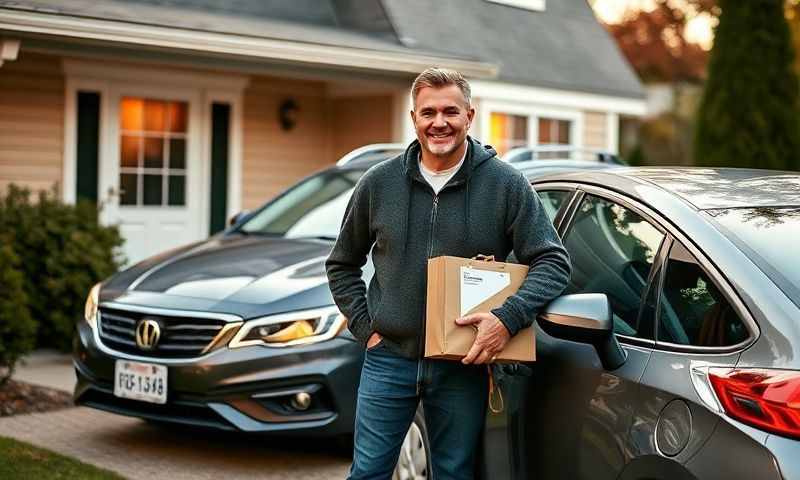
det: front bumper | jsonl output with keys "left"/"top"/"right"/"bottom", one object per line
{"left": 73, "top": 320, "right": 363, "bottom": 436}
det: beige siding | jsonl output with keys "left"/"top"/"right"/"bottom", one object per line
{"left": 242, "top": 76, "right": 332, "bottom": 209}
{"left": 0, "top": 52, "right": 64, "bottom": 196}
{"left": 583, "top": 111, "right": 607, "bottom": 150}
{"left": 329, "top": 95, "right": 393, "bottom": 161}
{"left": 242, "top": 77, "right": 394, "bottom": 210}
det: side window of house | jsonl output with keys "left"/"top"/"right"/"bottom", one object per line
{"left": 657, "top": 242, "right": 749, "bottom": 347}
{"left": 536, "top": 190, "right": 572, "bottom": 224}
{"left": 562, "top": 194, "right": 665, "bottom": 338}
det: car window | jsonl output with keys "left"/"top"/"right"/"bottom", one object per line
{"left": 536, "top": 190, "right": 572, "bottom": 223}
{"left": 657, "top": 242, "right": 749, "bottom": 347}
{"left": 239, "top": 169, "right": 364, "bottom": 238}
{"left": 562, "top": 194, "right": 665, "bottom": 338}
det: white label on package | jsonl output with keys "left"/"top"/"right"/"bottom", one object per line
{"left": 460, "top": 266, "right": 511, "bottom": 316}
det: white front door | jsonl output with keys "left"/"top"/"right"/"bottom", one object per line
{"left": 100, "top": 85, "right": 207, "bottom": 265}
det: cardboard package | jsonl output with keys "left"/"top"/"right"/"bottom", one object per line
{"left": 424, "top": 255, "right": 535, "bottom": 363}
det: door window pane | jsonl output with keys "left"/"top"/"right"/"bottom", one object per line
{"left": 144, "top": 100, "right": 166, "bottom": 131}
{"left": 537, "top": 190, "right": 572, "bottom": 223}
{"left": 562, "top": 195, "right": 665, "bottom": 337}
{"left": 119, "top": 97, "right": 188, "bottom": 207}
{"left": 167, "top": 102, "right": 188, "bottom": 133}
{"left": 119, "top": 174, "right": 138, "bottom": 205}
{"left": 120, "top": 136, "right": 140, "bottom": 168}
{"left": 143, "top": 174, "right": 163, "bottom": 206}
{"left": 169, "top": 138, "right": 186, "bottom": 170}
{"left": 658, "top": 243, "right": 749, "bottom": 347}
{"left": 168, "top": 175, "right": 186, "bottom": 206}
{"left": 490, "top": 112, "right": 528, "bottom": 157}
{"left": 120, "top": 98, "right": 143, "bottom": 131}
{"left": 143, "top": 138, "right": 164, "bottom": 169}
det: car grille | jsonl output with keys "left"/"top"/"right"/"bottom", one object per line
{"left": 97, "top": 307, "right": 229, "bottom": 358}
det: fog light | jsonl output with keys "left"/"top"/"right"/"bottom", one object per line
{"left": 291, "top": 392, "right": 312, "bottom": 411}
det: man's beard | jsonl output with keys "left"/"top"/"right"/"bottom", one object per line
{"left": 425, "top": 134, "right": 460, "bottom": 156}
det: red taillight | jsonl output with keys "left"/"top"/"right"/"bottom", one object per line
{"left": 709, "top": 367, "right": 800, "bottom": 439}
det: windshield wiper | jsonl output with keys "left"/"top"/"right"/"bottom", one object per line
{"left": 233, "top": 230, "right": 283, "bottom": 237}
{"left": 291, "top": 235, "right": 338, "bottom": 241}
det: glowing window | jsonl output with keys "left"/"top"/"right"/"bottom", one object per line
{"left": 119, "top": 98, "right": 187, "bottom": 206}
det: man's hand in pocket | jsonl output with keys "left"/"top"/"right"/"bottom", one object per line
{"left": 366, "top": 332, "right": 383, "bottom": 350}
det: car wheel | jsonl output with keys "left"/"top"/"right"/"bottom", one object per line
{"left": 393, "top": 407, "right": 431, "bottom": 480}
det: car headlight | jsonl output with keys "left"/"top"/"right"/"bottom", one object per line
{"left": 228, "top": 306, "right": 346, "bottom": 348}
{"left": 84, "top": 282, "right": 101, "bottom": 329}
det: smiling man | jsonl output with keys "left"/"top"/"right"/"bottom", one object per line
{"left": 326, "top": 68, "right": 571, "bottom": 479}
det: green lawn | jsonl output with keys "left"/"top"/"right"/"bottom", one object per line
{"left": 0, "top": 436, "right": 125, "bottom": 479}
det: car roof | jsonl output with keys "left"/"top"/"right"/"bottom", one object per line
{"left": 534, "top": 167, "right": 800, "bottom": 210}
{"left": 517, "top": 160, "right": 621, "bottom": 180}
{"left": 338, "top": 153, "right": 621, "bottom": 175}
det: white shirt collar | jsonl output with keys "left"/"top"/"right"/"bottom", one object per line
{"left": 418, "top": 142, "right": 468, "bottom": 176}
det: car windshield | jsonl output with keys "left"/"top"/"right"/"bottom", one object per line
{"left": 706, "top": 207, "right": 800, "bottom": 308}
{"left": 238, "top": 168, "right": 366, "bottom": 239}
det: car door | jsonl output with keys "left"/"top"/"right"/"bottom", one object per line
{"left": 480, "top": 187, "right": 575, "bottom": 480}
{"left": 482, "top": 186, "right": 668, "bottom": 480}
{"left": 499, "top": 185, "right": 675, "bottom": 480}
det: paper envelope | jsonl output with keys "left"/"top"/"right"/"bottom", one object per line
{"left": 424, "top": 256, "right": 535, "bottom": 362}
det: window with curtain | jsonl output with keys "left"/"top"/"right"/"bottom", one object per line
{"left": 537, "top": 118, "right": 572, "bottom": 159}
{"left": 119, "top": 97, "right": 188, "bottom": 207}
{"left": 489, "top": 112, "right": 529, "bottom": 157}
{"left": 488, "top": 112, "right": 575, "bottom": 160}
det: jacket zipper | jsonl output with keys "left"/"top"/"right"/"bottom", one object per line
{"left": 427, "top": 195, "right": 439, "bottom": 258}
{"left": 419, "top": 193, "right": 439, "bottom": 393}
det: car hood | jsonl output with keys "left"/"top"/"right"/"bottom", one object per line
{"left": 100, "top": 234, "right": 363, "bottom": 319}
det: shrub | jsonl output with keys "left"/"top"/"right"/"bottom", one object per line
{"left": 0, "top": 185, "right": 124, "bottom": 352}
{"left": 0, "top": 239, "right": 36, "bottom": 384}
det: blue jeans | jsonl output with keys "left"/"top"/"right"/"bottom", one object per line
{"left": 348, "top": 342, "right": 489, "bottom": 480}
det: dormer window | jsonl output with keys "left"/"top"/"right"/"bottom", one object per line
{"left": 486, "top": 0, "right": 545, "bottom": 12}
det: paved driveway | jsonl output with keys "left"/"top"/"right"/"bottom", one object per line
{"left": 7, "top": 352, "right": 351, "bottom": 479}
{"left": 0, "top": 407, "right": 350, "bottom": 479}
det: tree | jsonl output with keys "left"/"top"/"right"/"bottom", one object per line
{"left": 694, "top": 0, "right": 800, "bottom": 170}
{"left": 786, "top": 1, "right": 800, "bottom": 75}
{"left": 606, "top": 2, "right": 712, "bottom": 83}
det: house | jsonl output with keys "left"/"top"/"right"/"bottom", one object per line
{"left": 0, "top": 0, "right": 644, "bottom": 264}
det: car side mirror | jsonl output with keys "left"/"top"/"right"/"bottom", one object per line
{"left": 537, "top": 293, "right": 627, "bottom": 370}
{"left": 229, "top": 210, "right": 251, "bottom": 227}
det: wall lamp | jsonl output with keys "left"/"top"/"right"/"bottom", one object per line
{"left": 279, "top": 98, "right": 299, "bottom": 131}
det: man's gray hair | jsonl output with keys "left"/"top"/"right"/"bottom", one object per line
{"left": 411, "top": 67, "right": 472, "bottom": 108}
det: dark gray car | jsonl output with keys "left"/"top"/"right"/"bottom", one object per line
{"left": 480, "top": 167, "right": 800, "bottom": 480}
{"left": 73, "top": 146, "right": 403, "bottom": 440}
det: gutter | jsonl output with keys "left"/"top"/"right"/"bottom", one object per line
{"left": 0, "top": 8, "right": 498, "bottom": 78}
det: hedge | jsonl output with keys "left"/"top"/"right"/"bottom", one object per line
{"left": 0, "top": 185, "right": 124, "bottom": 354}
{"left": 0, "top": 238, "right": 35, "bottom": 384}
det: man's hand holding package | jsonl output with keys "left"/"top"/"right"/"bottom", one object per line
{"left": 455, "top": 313, "right": 511, "bottom": 364}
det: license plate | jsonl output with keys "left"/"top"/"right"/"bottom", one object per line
{"left": 114, "top": 360, "right": 167, "bottom": 404}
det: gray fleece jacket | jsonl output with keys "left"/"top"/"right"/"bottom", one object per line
{"left": 326, "top": 137, "right": 571, "bottom": 359}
